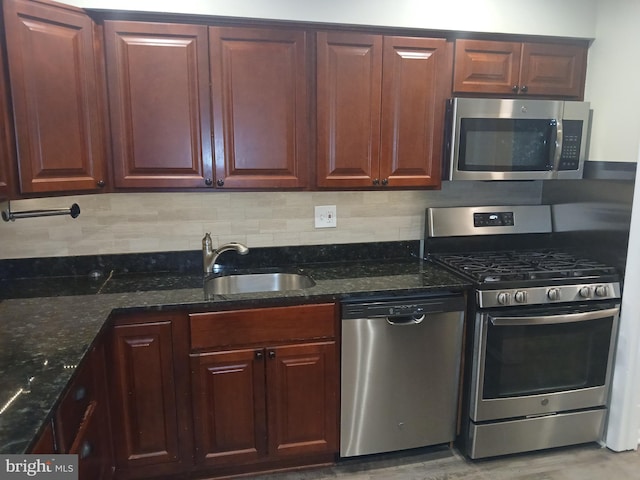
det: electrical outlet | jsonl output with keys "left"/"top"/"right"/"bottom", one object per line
{"left": 314, "top": 205, "right": 337, "bottom": 228}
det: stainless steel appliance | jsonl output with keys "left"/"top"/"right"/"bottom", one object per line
{"left": 340, "top": 294, "right": 465, "bottom": 457}
{"left": 444, "top": 98, "right": 591, "bottom": 181}
{"left": 425, "top": 205, "right": 621, "bottom": 459}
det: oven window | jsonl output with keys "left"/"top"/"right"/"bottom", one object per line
{"left": 459, "top": 118, "right": 555, "bottom": 171}
{"left": 483, "top": 317, "right": 613, "bottom": 399}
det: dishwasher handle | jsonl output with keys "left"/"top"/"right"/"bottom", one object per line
{"left": 386, "top": 314, "right": 426, "bottom": 325}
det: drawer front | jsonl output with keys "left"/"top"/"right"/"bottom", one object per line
{"left": 55, "top": 357, "right": 95, "bottom": 452}
{"left": 189, "top": 303, "right": 337, "bottom": 350}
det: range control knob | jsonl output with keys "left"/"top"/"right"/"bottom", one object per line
{"left": 579, "top": 286, "right": 592, "bottom": 298}
{"left": 514, "top": 291, "right": 527, "bottom": 304}
{"left": 497, "top": 292, "right": 510, "bottom": 305}
{"left": 595, "top": 285, "right": 609, "bottom": 297}
{"left": 547, "top": 288, "right": 561, "bottom": 301}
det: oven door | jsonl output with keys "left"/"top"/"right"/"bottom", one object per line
{"left": 469, "top": 302, "right": 620, "bottom": 422}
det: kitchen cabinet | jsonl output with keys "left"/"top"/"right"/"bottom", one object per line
{"left": 2, "top": 0, "right": 108, "bottom": 194}
{"left": 107, "top": 312, "right": 192, "bottom": 479}
{"left": 316, "top": 32, "right": 450, "bottom": 188}
{"left": 29, "top": 339, "right": 114, "bottom": 479}
{"left": 0, "top": 39, "right": 16, "bottom": 199}
{"left": 453, "top": 39, "right": 588, "bottom": 98}
{"left": 189, "top": 303, "right": 339, "bottom": 476}
{"left": 104, "top": 21, "right": 212, "bottom": 189}
{"left": 210, "top": 26, "right": 309, "bottom": 189}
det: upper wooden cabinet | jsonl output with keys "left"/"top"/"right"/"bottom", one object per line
{"left": 104, "top": 21, "right": 213, "bottom": 189}
{"left": 453, "top": 39, "right": 588, "bottom": 98}
{"left": 0, "top": 39, "right": 16, "bottom": 198}
{"left": 2, "top": 0, "right": 108, "bottom": 194}
{"left": 316, "top": 32, "right": 450, "bottom": 188}
{"left": 210, "top": 27, "right": 309, "bottom": 189}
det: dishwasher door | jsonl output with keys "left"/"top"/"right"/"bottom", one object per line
{"left": 340, "top": 294, "right": 465, "bottom": 457}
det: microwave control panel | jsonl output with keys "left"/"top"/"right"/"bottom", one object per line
{"left": 558, "top": 120, "right": 583, "bottom": 171}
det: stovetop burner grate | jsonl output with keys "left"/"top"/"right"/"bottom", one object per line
{"left": 432, "top": 249, "right": 618, "bottom": 283}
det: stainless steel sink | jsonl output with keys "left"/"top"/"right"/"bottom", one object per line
{"left": 205, "top": 272, "right": 316, "bottom": 295}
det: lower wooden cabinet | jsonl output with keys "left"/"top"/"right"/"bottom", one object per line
{"left": 189, "top": 303, "right": 339, "bottom": 476}
{"left": 29, "top": 339, "right": 114, "bottom": 480}
{"left": 105, "top": 303, "right": 338, "bottom": 479}
{"left": 107, "top": 313, "right": 192, "bottom": 479}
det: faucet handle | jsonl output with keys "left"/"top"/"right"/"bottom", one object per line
{"left": 203, "top": 232, "right": 212, "bottom": 245}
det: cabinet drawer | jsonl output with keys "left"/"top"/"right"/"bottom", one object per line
{"left": 189, "top": 303, "right": 337, "bottom": 350}
{"left": 55, "top": 358, "right": 96, "bottom": 453}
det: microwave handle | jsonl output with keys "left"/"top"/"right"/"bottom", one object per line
{"left": 489, "top": 307, "right": 619, "bottom": 327}
{"left": 551, "top": 119, "right": 563, "bottom": 175}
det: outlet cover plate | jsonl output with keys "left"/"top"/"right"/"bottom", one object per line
{"left": 314, "top": 205, "right": 337, "bottom": 228}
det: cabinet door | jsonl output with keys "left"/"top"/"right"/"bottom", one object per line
{"left": 519, "top": 42, "right": 587, "bottom": 98}
{"left": 266, "top": 341, "right": 338, "bottom": 458}
{"left": 105, "top": 21, "right": 212, "bottom": 188}
{"left": 380, "top": 36, "right": 450, "bottom": 188}
{"left": 0, "top": 41, "right": 16, "bottom": 198}
{"left": 3, "top": 0, "right": 107, "bottom": 193}
{"left": 210, "top": 27, "right": 308, "bottom": 189}
{"left": 190, "top": 348, "right": 267, "bottom": 467}
{"left": 109, "top": 321, "right": 181, "bottom": 472}
{"left": 317, "top": 32, "right": 382, "bottom": 187}
{"left": 453, "top": 39, "right": 522, "bottom": 95}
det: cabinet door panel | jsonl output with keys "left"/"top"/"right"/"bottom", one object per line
{"left": 0, "top": 41, "right": 16, "bottom": 198}
{"left": 520, "top": 42, "right": 587, "bottom": 98}
{"left": 105, "top": 21, "right": 212, "bottom": 188}
{"left": 317, "top": 32, "right": 382, "bottom": 187}
{"left": 110, "top": 322, "right": 180, "bottom": 469}
{"left": 453, "top": 39, "right": 521, "bottom": 95}
{"left": 210, "top": 27, "right": 308, "bottom": 188}
{"left": 380, "top": 36, "right": 449, "bottom": 187}
{"left": 267, "top": 341, "right": 338, "bottom": 457}
{"left": 3, "top": 0, "right": 107, "bottom": 193}
{"left": 191, "top": 349, "right": 267, "bottom": 467}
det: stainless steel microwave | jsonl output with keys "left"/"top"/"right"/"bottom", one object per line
{"left": 444, "top": 97, "right": 591, "bottom": 181}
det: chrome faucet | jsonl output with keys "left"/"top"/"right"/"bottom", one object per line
{"left": 202, "top": 233, "right": 249, "bottom": 273}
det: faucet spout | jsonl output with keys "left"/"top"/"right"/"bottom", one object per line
{"left": 202, "top": 233, "right": 249, "bottom": 273}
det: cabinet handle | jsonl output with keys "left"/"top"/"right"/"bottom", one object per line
{"left": 372, "top": 178, "right": 380, "bottom": 186}
{"left": 216, "top": 179, "right": 225, "bottom": 187}
{"left": 381, "top": 178, "right": 389, "bottom": 186}
{"left": 268, "top": 350, "right": 276, "bottom": 359}
{"left": 204, "top": 178, "right": 213, "bottom": 186}
{"left": 79, "top": 440, "right": 92, "bottom": 459}
{"left": 512, "top": 85, "right": 519, "bottom": 93}
{"left": 520, "top": 85, "right": 528, "bottom": 93}
{"left": 97, "top": 180, "right": 106, "bottom": 188}
{"left": 255, "top": 350, "right": 264, "bottom": 360}
{"left": 74, "top": 386, "right": 87, "bottom": 401}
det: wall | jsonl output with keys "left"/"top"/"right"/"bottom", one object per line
{"left": 584, "top": 0, "right": 640, "bottom": 162}
{"left": 0, "top": 182, "right": 542, "bottom": 259}
{"left": 64, "top": 0, "right": 597, "bottom": 38}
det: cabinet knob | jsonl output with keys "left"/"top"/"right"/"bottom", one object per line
{"left": 381, "top": 178, "right": 389, "bottom": 186}
{"left": 204, "top": 178, "right": 213, "bottom": 186}
{"left": 372, "top": 178, "right": 380, "bottom": 186}
{"left": 74, "top": 386, "right": 87, "bottom": 401}
{"left": 216, "top": 179, "right": 224, "bottom": 187}
{"left": 268, "top": 350, "right": 276, "bottom": 359}
{"left": 97, "top": 180, "right": 106, "bottom": 188}
{"left": 79, "top": 440, "right": 92, "bottom": 459}
{"left": 520, "top": 85, "right": 528, "bottom": 93}
{"left": 255, "top": 350, "right": 264, "bottom": 360}
{"left": 512, "top": 85, "right": 519, "bottom": 93}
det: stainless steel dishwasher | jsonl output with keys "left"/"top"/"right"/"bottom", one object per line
{"left": 340, "top": 293, "right": 465, "bottom": 457}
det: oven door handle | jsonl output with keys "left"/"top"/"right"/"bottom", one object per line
{"left": 489, "top": 307, "right": 619, "bottom": 326}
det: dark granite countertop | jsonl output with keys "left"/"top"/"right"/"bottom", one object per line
{"left": 0, "top": 255, "right": 470, "bottom": 455}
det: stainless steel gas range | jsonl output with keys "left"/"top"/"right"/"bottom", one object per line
{"left": 425, "top": 205, "right": 622, "bottom": 459}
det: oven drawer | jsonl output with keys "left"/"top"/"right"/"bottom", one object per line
{"left": 467, "top": 408, "right": 606, "bottom": 459}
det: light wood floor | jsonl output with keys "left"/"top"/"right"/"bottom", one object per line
{"left": 255, "top": 443, "right": 640, "bottom": 480}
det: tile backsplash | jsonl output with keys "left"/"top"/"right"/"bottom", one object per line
{"left": 0, "top": 181, "right": 543, "bottom": 260}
